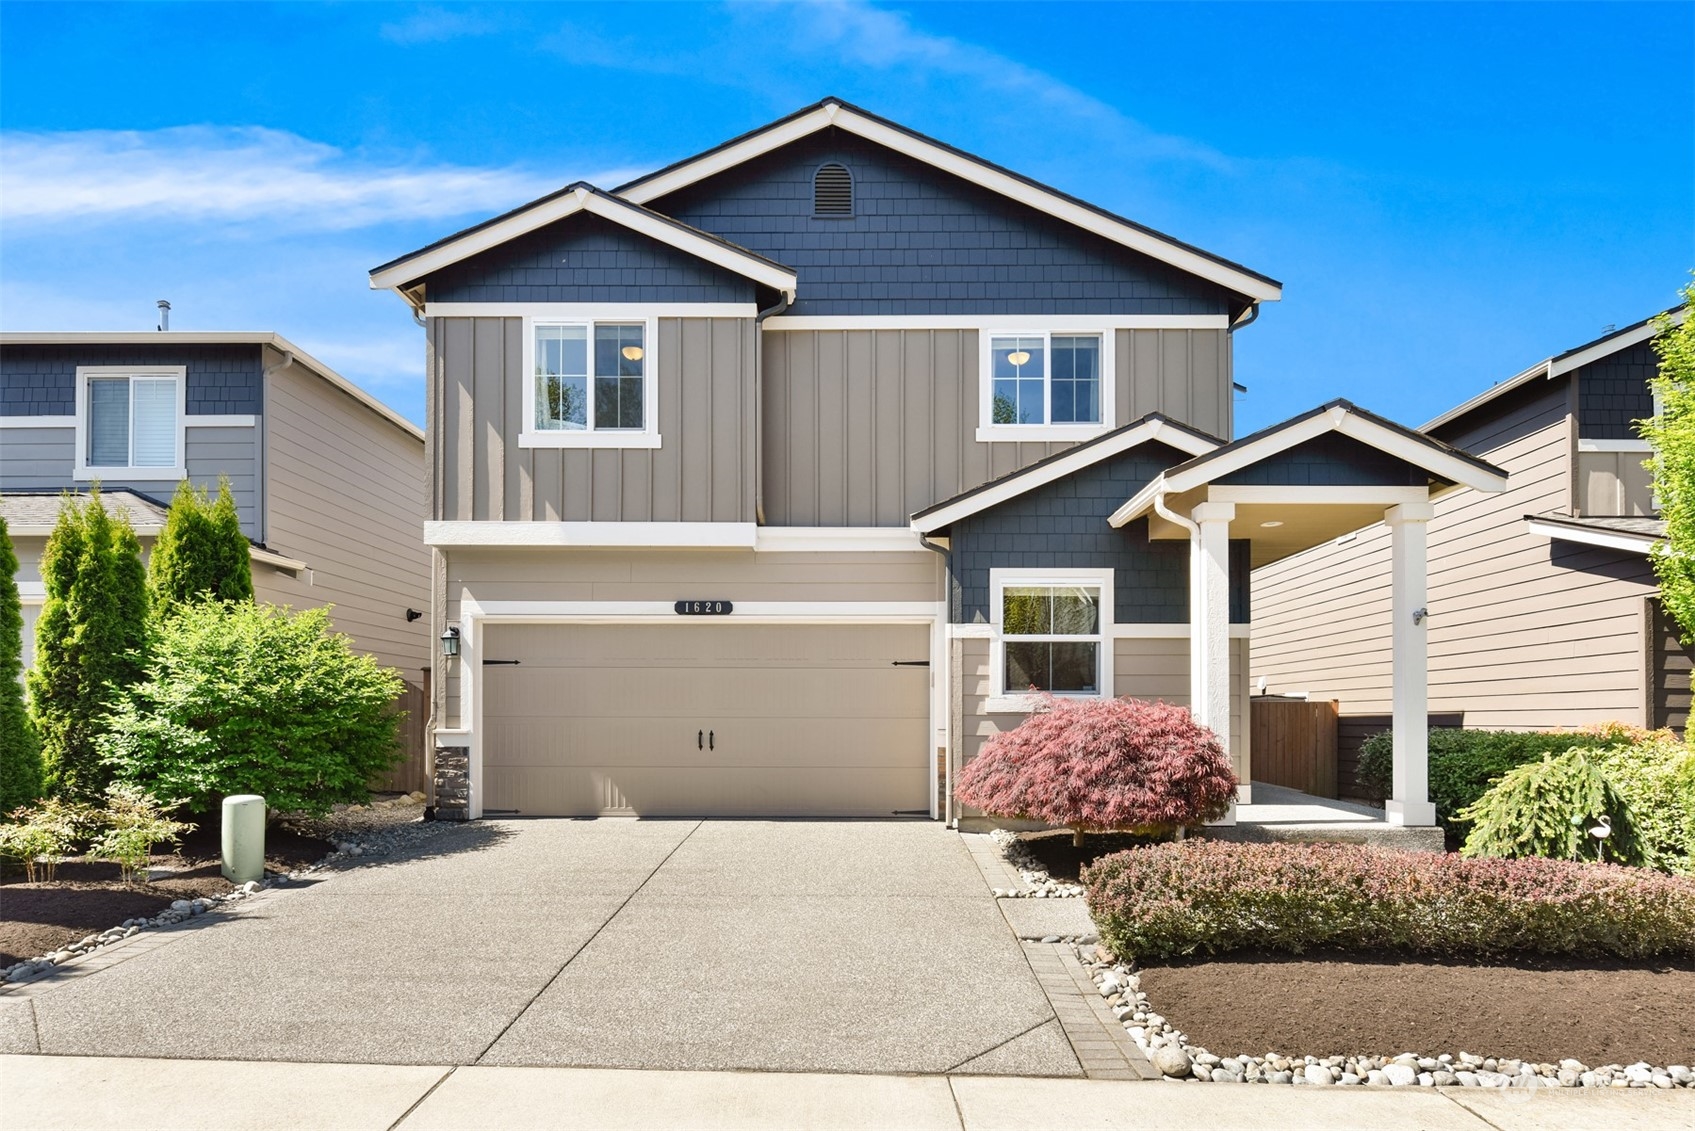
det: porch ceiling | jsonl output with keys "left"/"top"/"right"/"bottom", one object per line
{"left": 1148, "top": 498, "right": 1400, "bottom": 567}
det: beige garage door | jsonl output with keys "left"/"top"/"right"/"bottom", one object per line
{"left": 481, "top": 622, "right": 932, "bottom": 817}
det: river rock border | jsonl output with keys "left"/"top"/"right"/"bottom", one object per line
{"left": 988, "top": 828, "right": 1085, "bottom": 898}
{"left": 1, "top": 794, "right": 445, "bottom": 986}
{"left": 1078, "top": 943, "right": 1694, "bottom": 1090}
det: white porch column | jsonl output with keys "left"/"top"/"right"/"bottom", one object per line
{"left": 1189, "top": 501, "right": 1235, "bottom": 746}
{"left": 1385, "top": 500, "right": 1437, "bottom": 827}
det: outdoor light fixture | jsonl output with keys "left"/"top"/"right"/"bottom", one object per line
{"left": 405, "top": 608, "right": 423, "bottom": 622}
{"left": 440, "top": 626, "right": 461, "bottom": 657}
{"left": 621, "top": 345, "right": 645, "bottom": 362}
{"left": 1260, "top": 520, "right": 1284, "bottom": 528}
{"left": 1006, "top": 350, "right": 1031, "bottom": 368}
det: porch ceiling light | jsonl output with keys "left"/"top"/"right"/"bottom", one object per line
{"left": 440, "top": 626, "right": 461, "bottom": 657}
{"left": 621, "top": 345, "right": 645, "bottom": 362}
{"left": 1260, "top": 520, "right": 1283, "bottom": 528}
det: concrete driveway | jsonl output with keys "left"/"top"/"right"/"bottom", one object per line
{"left": 5, "top": 820, "right": 1080, "bottom": 1076}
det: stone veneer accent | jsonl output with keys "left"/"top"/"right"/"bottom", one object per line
{"left": 434, "top": 746, "right": 470, "bottom": 820}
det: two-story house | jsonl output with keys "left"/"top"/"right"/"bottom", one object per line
{"left": 372, "top": 99, "right": 1507, "bottom": 826}
{"left": 1252, "top": 311, "right": 1687, "bottom": 792}
{"left": 1, "top": 331, "right": 432, "bottom": 698}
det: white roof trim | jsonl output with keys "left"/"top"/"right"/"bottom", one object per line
{"left": 369, "top": 186, "right": 798, "bottom": 298}
{"left": 618, "top": 102, "right": 1282, "bottom": 304}
{"left": 1524, "top": 517, "right": 1658, "bottom": 556}
{"left": 1109, "top": 404, "right": 1507, "bottom": 527}
{"left": 911, "top": 418, "right": 1218, "bottom": 534}
{"left": 250, "top": 545, "right": 309, "bottom": 573}
{"left": 0, "top": 331, "right": 422, "bottom": 442}
{"left": 424, "top": 520, "right": 759, "bottom": 549}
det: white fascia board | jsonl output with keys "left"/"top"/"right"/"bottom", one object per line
{"left": 753, "top": 527, "right": 928, "bottom": 552}
{"left": 425, "top": 521, "right": 759, "bottom": 549}
{"left": 1550, "top": 307, "right": 1686, "bottom": 377}
{"left": 1421, "top": 361, "right": 1551, "bottom": 433}
{"left": 17, "top": 581, "right": 46, "bottom": 601}
{"left": 463, "top": 599, "right": 939, "bottom": 620}
{"left": 618, "top": 103, "right": 1280, "bottom": 304}
{"left": 1333, "top": 413, "right": 1506, "bottom": 493}
{"left": 911, "top": 419, "right": 1217, "bottom": 534}
{"left": 1108, "top": 474, "right": 1166, "bottom": 528}
{"left": 763, "top": 314, "right": 1231, "bottom": 331}
{"left": 249, "top": 546, "right": 309, "bottom": 572}
{"left": 0, "top": 416, "right": 76, "bottom": 428}
{"left": 1162, "top": 408, "right": 1346, "bottom": 495}
{"left": 370, "top": 187, "right": 797, "bottom": 298}
{"left": 424, "top": 302, "right": 757, "bottom": 319}
{"left": 1524, "top": 518, "right": 1657, "bottom": 555}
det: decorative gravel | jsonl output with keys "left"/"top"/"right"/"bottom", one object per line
{"left": 988, "top": 828, "right": 1085, "bottom": 898}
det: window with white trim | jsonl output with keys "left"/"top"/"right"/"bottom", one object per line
{"left": 75, "top": 366, "right": 184, "bottom": 478}
{"left": 990, "top": 569, "right": 1112, "bottom": 700}
{"left": 522, "top": 318, "right": 659, "bottom": 448}
{"left": 978, "top": 331, "right": 1112, "bottom": 442}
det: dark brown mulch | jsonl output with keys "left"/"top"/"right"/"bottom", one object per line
{"left": 1016, "top": 829, "right": 1164, "bottom": 883}
{"left": 0, "top": 821, "right": 332, "bottom": 967}
{"left": 1137, "top": 950, "right": 1695, "bottom": 1067}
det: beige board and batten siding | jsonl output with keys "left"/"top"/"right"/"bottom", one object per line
{"left": 1252, "top": 380, "right": 1657, "bottom": 734}
{"left": 762, "top": 328, "right": 1230, "bottom": 527}
{"left": 430, "top": 316, "right": 755, "bottom": 524}
{"left": 440, "top": 546, "right": 942, "bottom": 729}
{"left": 259, "top": 361, "right": 430, "bottom": 678}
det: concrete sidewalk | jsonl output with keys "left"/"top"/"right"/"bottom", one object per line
{"left": 5, "top": 1055, "right": 1693, "bottom": 1131}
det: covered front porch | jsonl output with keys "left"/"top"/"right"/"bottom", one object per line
{"left": 1110, "top": 401, "right": 1508, "bottom": 829}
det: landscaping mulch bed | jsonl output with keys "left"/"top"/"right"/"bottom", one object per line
{"left": 0, "top": 821, "right": 331, "bottom": 966}
{"left": 1016, "top": 828, "right": 1163, "bottom": 883}
{"left": 1137, "top": 950, "right": 1695, "bottom": 1068}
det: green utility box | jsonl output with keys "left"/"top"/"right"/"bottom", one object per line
{"left": 221, "top": 794, "right": 266, "bottom": 884}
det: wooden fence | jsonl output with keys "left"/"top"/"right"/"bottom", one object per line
{"left": 372, "top": 674, "right": 431, "bottom": 798}
{"left": 1249, "top": 696, "right": 1339, "bottom": 798}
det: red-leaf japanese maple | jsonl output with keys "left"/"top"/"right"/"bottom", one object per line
{"left": 956, "top": 696, "right": 1238, "bottom": 846}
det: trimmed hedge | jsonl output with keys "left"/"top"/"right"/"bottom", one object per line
{"left": 1356, "top": 726, "right": 1629, "bottom": 831}
{"left": 1082, "top": 840, "right": 1695, "bottom": 963}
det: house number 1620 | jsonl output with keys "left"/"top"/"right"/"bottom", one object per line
{"left": 674, "top": 600, "right": 734, "bottom": 615}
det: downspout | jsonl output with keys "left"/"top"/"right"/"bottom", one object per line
{"left": 1231, "top": 302, "right": 1260, "bottom": 331}
{"left": 752, "top": 289, "right": 794, "bottom": 526}
{"left": 915, "top": 529, "right": 953, "bottom": 824}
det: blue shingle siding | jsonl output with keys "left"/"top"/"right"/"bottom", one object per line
{"left": 0, "top": 343, "right": 263, "bottom": 416}
{"left": 1577, "top": 339, "right": 1656, "bottom": 441}
{"left": 649, "top": 129, "right": 1234, "bottom": 317}
{"left": 424, "top": 213, "right": 757, "bottom": 304}
{"left": 1215, "top": 431, "right": 1428, "bottom": 487}
{"left": 946, "top": 443, "right": 1250, "bottom": 624}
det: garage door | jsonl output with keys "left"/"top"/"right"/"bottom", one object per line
{"left": 481, "top": 622, "right": 932, "bottom": 817}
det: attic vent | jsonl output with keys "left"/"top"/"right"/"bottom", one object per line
{"left": 813, "top": 163, "right": 853, "bottom": 217}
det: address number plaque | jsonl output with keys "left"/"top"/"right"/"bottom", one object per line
{"left": 674, "top": 600, "right": 734, "bottom": 616}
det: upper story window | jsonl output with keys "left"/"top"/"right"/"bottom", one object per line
{"left": 75, "top": 366, "right": 185, "bottom": 479}
{"left": 978, "top": 331, "right": 1111, "bottom": 443}
{"left": 813, "top": 163, "right": 853, "bottom": 217}
{"left": 521, "top": 318, "right": 660, "bottom": 449}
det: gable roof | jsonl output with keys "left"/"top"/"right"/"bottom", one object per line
{"left": 369, "top": 183, "right": 798, "bottom": 304}
{"left": 615, "top": 98, "right": 1282, "bottom": 307}
{"left": 1423, "top": 306, "right": 1685, "bottom": 434}
{"left": 1109, "top": 399, "right": 1507, "bottom": 528}
{"left": 0, "top": 331, "right": 422, "bottom": 442}
{"left": 910, "top": 414, "right": 1222, "bottom": 534}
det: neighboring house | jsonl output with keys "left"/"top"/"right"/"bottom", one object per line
{"left": 1252, "top": 311, "right": 1687, "bottom": 792}
{"left": 0, "top": 332, "right": 431, "bottom": 695}
{"left": 371, "top": 97, "right": 1506, "bottom": 825}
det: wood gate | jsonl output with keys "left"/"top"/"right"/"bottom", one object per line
{"left": 1249, "top": 696, "right": 1339, "bottom": 798}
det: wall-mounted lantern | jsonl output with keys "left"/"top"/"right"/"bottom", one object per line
{"left": 440, "top": 626, "right": 461, "bottom": 657}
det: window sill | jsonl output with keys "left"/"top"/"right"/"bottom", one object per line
{"left": 983, "top": 692, "right": 1104, "bottom": 715}
{"left": 518, "top": 432, "right": 662, "bottom": 450}
{"left": 975, "top": 425, "right": 1111, "bottom": 444}
{"left": 73, "top": 465, "right": 186, "bottom": 481}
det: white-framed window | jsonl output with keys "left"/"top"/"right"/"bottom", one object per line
{"left": 977, "top": 330, "right": 1114, "bottom": 442}
{"left": 987, "top": 567, "right": 1114, "bottom": 711}
{"left": 520, "top": 315, "right": 660, "bottom": 449}
{"left": 73, "top": 366, "right": 186, "bottom": 480}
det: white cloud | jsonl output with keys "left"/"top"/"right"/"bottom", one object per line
{"left": 0, "top": 126, "right": 638, "bottom": 231}
{"left": 380, "top": 5, "right": 503, "bottom": 46}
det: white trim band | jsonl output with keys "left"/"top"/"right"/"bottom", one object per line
{"left": 1524, "top": 517, "right": 1658, "bottom": 555}
{"left": 0, "top": 416, "right": 76, "bottom": 428}
{"left": 424, "top": 302, "right": 758, "bottom": 319}
{"left": 762, "top": 314, "right": 1230, "bottom": 331}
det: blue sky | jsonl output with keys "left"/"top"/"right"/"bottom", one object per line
{"left": 1, "top": 1, "right": 1689, "bottom": 432}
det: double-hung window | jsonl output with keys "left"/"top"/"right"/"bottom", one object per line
{"left": 75, "top": 367, "right": 185, "bottom": 479}
{"left": 980, "top": 331, "right": 1108, "bottom": 441}
{"left": 990, "top": 569, "right": 1113, "bottom": 708}
{"left": 522, "top": 318, "right": 659, "bottom": 448}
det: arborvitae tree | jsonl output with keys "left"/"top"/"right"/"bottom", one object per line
{"left": 0, "top": 515, "right": 45, "bottom": 813}
{"left": 147, "top": 477, "right": 253, "bottom": 619}
{"left": 28, "top": 489, "right": 149, "bottom": 798}
{"left": 1646, "top": 281, "right": 1695, "bottom": 641}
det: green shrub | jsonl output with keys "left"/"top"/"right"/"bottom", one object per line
{"left": 87, "top": 783, "right": 194, "bottom": 885}
{"left": 1357, "top": 726, "right": 1629, "bottom": 833}
{"left": 0, "top": 796, "right": 97, "bottom": 882}
{"left": 1082, "top": 840, "right": 1695, "bottom": 963}
{"left": 1459, "top": 748, "right": 1644, "bottom": 865}
{"left": 0, "top": 515, "right": 44, "bottom": 813}
{"left": 28, "top": 489, "right": 149, "bottom": 799}
{"left": 147, "top": 477, "right": 253, "bottom": 620}
{"left": 1596, "top": 738, "right": 1695, "bottom": 874}
{"left": 100, "top": 601, "right": 404, "bottom": 816}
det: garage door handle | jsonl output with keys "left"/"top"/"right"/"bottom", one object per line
{"left": 698, "top": 730, "right": 704, "bottom": 750}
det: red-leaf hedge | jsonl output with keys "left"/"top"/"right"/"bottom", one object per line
{"left": 956, "top": 696, "right": 1237, "bottom": 833}
{"left": 1083, "top": 840, "right": 1695, "bottom": 962}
